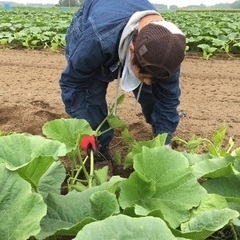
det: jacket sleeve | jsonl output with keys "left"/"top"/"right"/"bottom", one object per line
{"left": 59, "top": 33, "right": 108, "bottom": 116}
{"left": 151, "top": 67, "right": 181, "bottom": 144}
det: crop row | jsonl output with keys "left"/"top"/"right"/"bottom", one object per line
{"left": 163, "top": 11, "right": 240, "bottom": 58}
{"left": 0, "top": 8, "right": 73, "bottom": 50}
{"left": 0, "top": 7, "right": 240, "bottom": 58}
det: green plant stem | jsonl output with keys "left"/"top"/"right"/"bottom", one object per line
{"left": 173, "top": 137, "right": 188, "bottom": 145}
{"left": 68, "top": 156, "right": 79, "bottom": 187}
{"left": 72, "top": 179, "right": 88, "bottom": 183}
{"left": 88, "top": 150, "right": 94, "bottom": 188}
{"left": 99, "top": 127, "right": 112, "bottom": 136}
{"left": 77, "top": 148, "right": 89, "bottom": 181}
{"left": 73, "top": 156, "right": 78, "bottom": 170}
{"left": 95, "top": 115, "right": 109, "bottom": 135}
{"left": 230, "top": 223, "right": 238, "bottom": 240}
{"left": 70, "top": 160, "right": 75, "bottom": 181}
{"left": 203, "top": 138, "right": 219, "bottom": 156}
{"left": 71, "top": 156, "right": 88, "bottom": 185}
{"left": 226, "top": 138, "right": 234, "bottom": 153}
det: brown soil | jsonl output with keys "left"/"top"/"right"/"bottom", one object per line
{"left": 1, "top": 49, "right": 240, "bottom": 165}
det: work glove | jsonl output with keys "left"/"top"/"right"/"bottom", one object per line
{"left": 80, "top": 135, "right": 98, "bottom": 156}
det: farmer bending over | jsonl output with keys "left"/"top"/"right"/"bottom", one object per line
{"left": 59, "top": 0, "right": 186, "bottom": 161}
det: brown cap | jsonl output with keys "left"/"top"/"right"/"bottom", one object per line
{"left": 134, "top": 21, "right": 186, "bottom": 79}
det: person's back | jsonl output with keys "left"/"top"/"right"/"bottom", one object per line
{"left": 82, "top": 0, "right": 156, "bottom": 23}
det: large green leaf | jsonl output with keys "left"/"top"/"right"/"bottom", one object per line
{"left": 181, "top": 152, "right": 213, "bottom": 166}
{"left": 171, "top": 194, "right": 239, "bottom": 240}
{"left": 17, "top": 156, "right": 55, "bottom": 191}
{"left": 0, "top": 164, "right": 47, "bottom": 240}
{"left": 173, "top": 206, "right": 238, "bottom": 240}
{"left": 190, "top": 156, "right": 235, "bottom": 179}
{"left": 42, "top": 118, "right": 94, "bottom": 152}
{"left": 74, "top": 215, "right": 189, "bottom": 240}
{"left": 202, "top": 173, "right": 240, "bottom": 203}
{"left": 118, "top": 172, "right": 156, "bottom": 210}
{"left": 0, "top": 133, "right": 66, "bottom": 170}
{"left": 233, "top": 156, "right": 240, "bottom": 172}
{"left": 183, "top": 209, "right": 238, "bottom": 235}
{"left": 90, "top": 190, "right": 120, "bottom": 220}
{"left": 0, "top": 134, "right": 66, "bottom": 191}
{"left": 36, "top": 177, "right": 123, "bottom": 239}
{"left": 120, "top": 146, "right": 207, "bottom": 228}
{"left": 125, "top": 134, "right": 168, "bottom": 168}
{"left": 38, "top": 161, "right": 66, "bottom": 197}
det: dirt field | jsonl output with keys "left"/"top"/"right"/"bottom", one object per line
{"left": 0, "top": 49, "right": 240, "bottom": 157}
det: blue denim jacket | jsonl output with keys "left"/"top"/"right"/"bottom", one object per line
{"left": 61, "top": 0, "right": 156, "bottom": 81}
{"left": 59, "top": 0, "right": 181, "bottom": 145}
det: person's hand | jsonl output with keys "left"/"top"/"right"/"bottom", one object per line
{"left": 80, "top": 135, "right": 97, "bottom": 156}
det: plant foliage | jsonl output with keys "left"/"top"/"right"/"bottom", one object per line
{"left": 0, "top": 118, "right": 240, "bottom": 239}
{"left": 0, "top": 7, "right": 239, "bottom": 58}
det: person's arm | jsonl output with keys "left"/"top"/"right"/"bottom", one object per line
{"left": 59, "top": 34, "right": 108, "bottom": 117}
{"left": 151, "top": 67, "right": 181, "bottom": 144}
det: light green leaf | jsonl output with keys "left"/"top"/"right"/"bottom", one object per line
{"left": 120, "top": 146, "right": 207, "bottom": 228}
{"left": 182, "top": 152, "right": 212, "bottom": 166}
{"left": 212, "top": 38, "right": 225, "bottom": 47}
{"left": 36, "top": 177, "right": 123, "bottom": 239}
{"left": 0, "top": 164, "right": 47, "bottom": 240}
{"left": 119, "top": 172, "right": 156, "bottom": 209}
{"left": 125, "top": 134, "right": 168, "bottom": 168}
{"left": 183, "top": 208, "right": 239, "bottom": 232}
{"left": 172, "top": 195, "right": 239, "bottom": 240}
{"left": 90, "top": 190, "right": 120, "bottom": 220}
{"left": 202, "top": 173, "right": 240, "bottom": 203}
{"left": 42, "top": 118, "right": 94, "bottom": 152}
{"left": 18, "top": 156, "right": 55, "bottom": 191}
{"left": 233, "top": 160, "right": 240, "bottom": 174}
{"left": 174, "top": 208, "right": 238, "bottom": 240}
{"left": 93, "top": 166, "right": 109, "bottom": 185}
{"left": 121, "top": 128, "right": 136, "bottom": 145}
{"left": 0, "top": 133, "right": 66, "bottom": 170}
{"left": 192, "top": 194, "right": 228, "bottom": 215}
{"left": 190, "top": 157, "right": 235, "bottom": 179}
{"left": 74, "top": 215, "right": 188, "bottom": 240}
{"left": 39, "top": 161, "right": 66, "bottom": 197}
{"left": 107, "top": 114, "right": 127, "bottom": 129}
